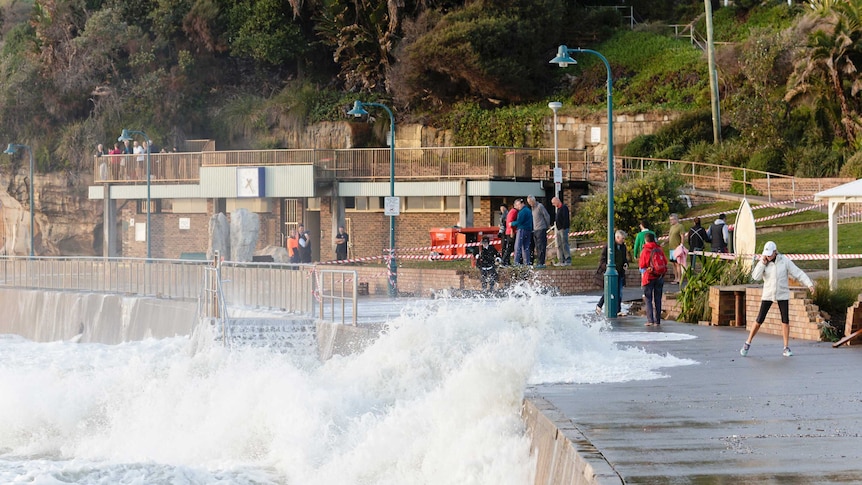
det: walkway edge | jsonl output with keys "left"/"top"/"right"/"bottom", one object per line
{"left": 522, "top": 394, "right": 623, "bottom": 485}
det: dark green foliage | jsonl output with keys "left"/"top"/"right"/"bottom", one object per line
{"left": 392, "top": 0, "right": 565, "bottom": 107}
{"left": 622, "top": 135, "right": 656, "bottom": 158}
{"left": 812, "top": 279, "right": 861, "bottom": 341}
{"left": 447, "top": 103, "right": 545, "bottom": 147}
{"left": 747, "top": 147, "right": 783, "bottom": 175}
{"left": 787, "top": 145, "right": 843, "bottom": 178}
{"left": 840, "top": 149, "right": 862, "bottom": 179}
{"left": 677, "top": 257, "right": 751, "bottom": 324}
{"left": 226, "top": 0, "right": 307, "bottom": 65}
{"left": 572, "top": 170, "right": 686, "bottom": 242}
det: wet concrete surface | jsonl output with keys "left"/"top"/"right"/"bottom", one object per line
{"left": 532, "top": 317, "right": 862, "bottom": 484}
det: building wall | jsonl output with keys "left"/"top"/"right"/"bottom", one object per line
{"left": 318, "top": 196, "right": 495, "bottom": 262}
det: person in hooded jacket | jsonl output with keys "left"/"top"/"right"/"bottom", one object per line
{"left": 475, "top": 236, "right": 501, "bottom": 292}
{"left": 709, "top": 213, "right": 730, "bottom": 253}
{"left": 741, "top": 241, "right": 815, "bottom": 358}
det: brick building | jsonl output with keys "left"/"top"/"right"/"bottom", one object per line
{"left": 89, "top": 140, "right": 590, "bottom": 261}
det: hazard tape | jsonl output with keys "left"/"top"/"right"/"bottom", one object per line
{"left": 680, "top": 195, "right": 817, "bottom": 223}
{"left": 693, "top": 250, "right": 862, "bottom": 261}
{"left": 397, "top": 239, "right": 502, "bottom": 253}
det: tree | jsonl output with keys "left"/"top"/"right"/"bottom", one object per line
{"left": 786, "top": 0, "right": 862, "bottom": 146}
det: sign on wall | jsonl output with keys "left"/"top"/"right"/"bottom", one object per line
{"left": 179, "top": 218, "right": 191, "bottom": 230}
{"left": 135, "top": 222, "right": 146, "bottom": 242}
{"left": 236, "top": 167, "right": 266, "bottom": 198}
{"left": 590, "top": 126, "right": 602, "bottom": 144}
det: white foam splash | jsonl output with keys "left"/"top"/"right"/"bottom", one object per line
{"left": 0, "top": 290, "right": 695, "bottom": 484}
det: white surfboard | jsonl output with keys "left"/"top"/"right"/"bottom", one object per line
{"left": 733, "top": 198, "right": 756, "bottom": 270}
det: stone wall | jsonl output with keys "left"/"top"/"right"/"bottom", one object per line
{"left": 343, "top": 265, "right": 640, "bottom": 297}
{"left": 745, "top": 287, "right": 825, "bottom": 341}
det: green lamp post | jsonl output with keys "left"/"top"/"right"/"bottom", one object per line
{"left": 550, "top": 45, "right": 619, "bottom": 317}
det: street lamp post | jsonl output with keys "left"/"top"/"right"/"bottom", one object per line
{"left": 548, "top": 101, "right": 562, "bottom": 199}
{"left": 118, "top": 129, "right": 151, "bottom": 260}
{"left": 347, "top": 100, "right": 397, "bottom": 297}
{"left": 4, "top": 144, "right": 34, "bottom": 258}
{"left": 550, "top": 45, "right": 619, "bottom": 318}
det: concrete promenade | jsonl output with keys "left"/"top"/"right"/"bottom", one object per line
{"left": 532, "top": 316, "right": 862, "bottom": 483}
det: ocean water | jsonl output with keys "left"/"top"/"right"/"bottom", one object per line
{"left": 0, "top": 289, "right": 696, "bottom": 485}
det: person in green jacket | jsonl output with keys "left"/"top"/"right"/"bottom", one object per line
{"left": 632, "top": 219, "right": 656, "bottom": 260}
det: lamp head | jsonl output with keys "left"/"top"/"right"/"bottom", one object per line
{"left": 548, "top": 101, "right": 562, "bottom": 112}
{"left": 117, "top": 129, "right": 133, "bottom": 142}
{"left": 549, "top": 45, "right": 577, "bottom": 67}
{"left": 347, "top": 100, "right": 369, "bottom": 118}
{"left": 4, "top": 144, "right": 17, "bottom": 155}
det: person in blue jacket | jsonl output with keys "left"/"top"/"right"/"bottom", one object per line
{"left": 510, "top": 198, "right": 533, "bottom": 266}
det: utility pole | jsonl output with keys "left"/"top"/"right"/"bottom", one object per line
{"left": 705, "top": 0, "right": 722, "bottom": 144}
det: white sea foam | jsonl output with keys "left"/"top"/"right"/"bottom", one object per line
{"left": 0, "top": 290, "right": 695, "bottom": 484}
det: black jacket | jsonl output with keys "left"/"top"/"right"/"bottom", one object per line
{"left": 477, "top": 245, "right": 500, "bottom": 269}
{"left": 554, "top": 204, "right": 570, "bottom": 230}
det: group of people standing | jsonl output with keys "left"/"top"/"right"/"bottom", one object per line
{"left": 95, "top": 140, "right": 177, "bottom": 181}
{"left": 498, "top": 195, "right": 571, "bottom": 269}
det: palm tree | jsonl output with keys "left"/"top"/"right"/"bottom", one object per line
{"left": 786, "top": 0, "right": 862, "bottom": 145}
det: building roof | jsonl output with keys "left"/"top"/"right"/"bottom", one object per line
{"left": 814, "top": 178, "right": 862, "bottom": 202}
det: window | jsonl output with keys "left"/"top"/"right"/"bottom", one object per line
{"left": 307, "top": 197, "right": 321, "bottom": 211}
{"left": 346, "top": 196, "right": 384, "bottom": 212}
{"left": 136, "top": 199, "right": 161, "bottom": 214}
{"left": 405, "top": 196, "right": 441, "bottom": 211}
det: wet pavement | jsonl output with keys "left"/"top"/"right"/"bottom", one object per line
{"left": 532, "top": 317, "right": 862, "bottom": 484}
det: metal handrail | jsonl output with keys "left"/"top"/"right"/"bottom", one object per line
{"left": 315, "top": 268, "right": 358, "bottom": 326}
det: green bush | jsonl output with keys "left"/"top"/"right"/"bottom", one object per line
{"left": 840, "top": 150, "right": 862, "bottom": 179}
{"left": 684, "top": 140, "right": 713, "bottom": 163}
{"left": 705, "top": 139, "right": 749, "bottom": 167}
{"left": 747, "top": 147, "right": 784, "bottom": 175}
{"left": 811, "top": 279, "right": 862, "bottom": 341}
{"left": 572, "top": 170, "right": 686, "bottom": 241}
{"left": 789, "top": 145, "right": 844, "bottom": 178}
{"left": 448, "top": 103, "right": 545, "bottom": 147}
{"left": 678, "top": 257, "right": 751, "bottom": 324}
{"left": 654, "top": 143, "right": 686, "bottom": 160}
{"left": 622, "top": 134, "right": 656, "bottom": 158}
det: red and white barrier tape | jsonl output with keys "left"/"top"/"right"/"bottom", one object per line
{"left": 693, "top": 250, "right": 862, "bottom": 261}
{"left": 397, "top": 239, "right": 502, "bottom": 253}
{"left": 680, "top": 195, "right": 817, "bottom": 223}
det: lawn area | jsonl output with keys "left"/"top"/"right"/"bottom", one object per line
{"left": 757, "top": 222, "right": 862, "bottom": 270}
{"left": 681, "top": 201, "right": 827, "bottom": 228}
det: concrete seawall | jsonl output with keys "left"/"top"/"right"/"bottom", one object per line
{"left": 522, "top": 396, "right": 621, "bottom": 485}
{"left": 0, "top": 288, "right": 198, "bottom": 343}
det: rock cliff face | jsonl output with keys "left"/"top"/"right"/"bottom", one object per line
{"left": 0, "top": 167, "right": 101, "bottom": 256}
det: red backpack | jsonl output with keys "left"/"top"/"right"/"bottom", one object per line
{"left": 648, "top": 248, "right": 668, "bottom": 279}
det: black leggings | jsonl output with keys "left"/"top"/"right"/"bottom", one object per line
{"left": 756, "top": 300, "right": 789, "bottom": 325}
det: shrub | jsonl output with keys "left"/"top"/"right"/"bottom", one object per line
{"left": 654, "top": 143, "right": 686, "bottom": 160}
{"left": 622, "top": 134, "right": 656, "bottom": 158}
{"left": 706, "top": 139, "right": 749, "bottom": 167}
{"left": 840, "top": 150, "right": 862, "bottom": 179}
{"left": 572, "top": 170, "right": 686, "bottom": 241}
{"left": 811, "top": 279, "right": 862, "bottom": 341}
{"left": 684, "top": 140, "right": 713, "bottom": 163}
{"left": 677, "top": 257, "right": 751, "bottom": 323}
{"left": 747, "top": 147, "right": 784, "bottom": 175}
{"left": 789, "top": 145, "right": 843, "bottom": 178}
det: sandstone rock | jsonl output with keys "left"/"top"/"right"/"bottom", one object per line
{"left": 257, "top": 245, "right": 290, "bottom": 263}
{"left": 207, "top": 213, "right": 230, "bottom": 261}
{"left": 230, "top": 209, "right": 259, "bottom": 262}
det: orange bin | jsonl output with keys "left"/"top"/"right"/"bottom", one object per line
{"left": 430, "top": 227, "right": 501, "bottom": 256}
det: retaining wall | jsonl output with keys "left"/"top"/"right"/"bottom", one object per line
{"left": 0, "top": 288, "right": 198, "bottom": 343}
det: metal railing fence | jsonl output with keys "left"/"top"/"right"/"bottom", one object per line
{"left": 615, "top": 156, "right": 852, "bottom": 202}
{"left": 0, "top": 257, "right": 317, "bottom": 316}
{"left": 315, "top": 268, "right": 358, "bottom": 326}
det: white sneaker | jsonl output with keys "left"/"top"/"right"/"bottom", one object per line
{"left": 783, "top": 347, "right": 793, "bottom": 357}
{"left": 740, "top": 342, "right": 750, "bottom": 357}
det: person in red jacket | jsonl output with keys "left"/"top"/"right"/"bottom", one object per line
{"left": 502, "top": 205, "right": 518, "bottom": 265}
{"left": 638, "top": 232, "right": 666, "bottom": 326}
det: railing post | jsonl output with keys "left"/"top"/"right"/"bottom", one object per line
{"left": 743, "top": 168, "right": 747, "bottom": 196}
{"left": 352, "top": 270, "right": 358, "bottom": 326}
{"left": 767, "top": 174, "right": 772, "bottom": 203}
{"left": 717, "top": 166, "right": 721, "bottom": 194}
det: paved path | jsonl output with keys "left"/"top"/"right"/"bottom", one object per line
{"left": 533, "top": 317, "right": 862, "bottom": 483}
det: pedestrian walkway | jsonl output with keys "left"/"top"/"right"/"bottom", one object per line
{"left": 532, "top": 317, "right": 862, "bottom": 483}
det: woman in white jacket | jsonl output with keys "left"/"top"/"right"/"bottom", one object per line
{"left": 741, "top": 241, "right": 815, "bottom": 357}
